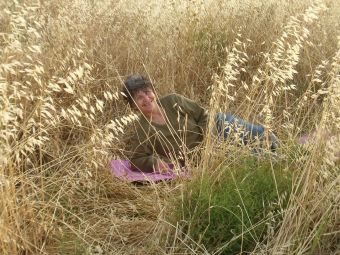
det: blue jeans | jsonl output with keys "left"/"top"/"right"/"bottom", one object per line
{"left": 215, "top": 113, "right": 277, "bottom": 151}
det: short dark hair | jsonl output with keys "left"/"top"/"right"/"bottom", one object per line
{"left": 122, "top": 74, "right": 153, "bottom": 106}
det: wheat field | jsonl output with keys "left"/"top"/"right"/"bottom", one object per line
{"left": 0, "top": 0, "right": 339, "bottom": 254}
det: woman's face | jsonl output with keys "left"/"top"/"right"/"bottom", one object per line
{"left": 132, "top": 89, "right": 157, "bottom": 116}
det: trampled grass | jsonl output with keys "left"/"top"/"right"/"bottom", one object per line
{"left": 0, "top": 0, "right": 339, "bottom": 254}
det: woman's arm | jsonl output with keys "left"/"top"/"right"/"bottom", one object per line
{"left": 175, "top": 94, "right": 208, "bottom": 133}
{"left": 130, "top": 136, "right": 171, "bottom": 173}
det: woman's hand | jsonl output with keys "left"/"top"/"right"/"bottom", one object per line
{"left": 155, "top": 159, "right": 170, "bottom": 173}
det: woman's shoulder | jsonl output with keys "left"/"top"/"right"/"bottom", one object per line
{"left": 160, "top": 93, "right": 182, "bottom": 100}
{"left": 159, "top": 93, "right": 183, "bottom": 106}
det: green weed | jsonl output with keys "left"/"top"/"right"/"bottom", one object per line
{"left": 175, "top": 155, "right": 292, "bottom": 254}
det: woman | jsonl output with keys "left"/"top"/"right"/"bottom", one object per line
{"left": 122, "top": 74, "right": 277, "bottom": 173}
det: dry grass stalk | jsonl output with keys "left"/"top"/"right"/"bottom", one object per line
{"left": 0, "top": 0, "right": 339, "bottom": 254}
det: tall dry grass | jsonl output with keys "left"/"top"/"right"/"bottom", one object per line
{"left": 0, "top": 0, "right": 339, "bottom": 254}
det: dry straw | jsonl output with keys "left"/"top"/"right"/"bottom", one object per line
{"left": 0, "top": 0, "right": 339, "bottom": 254}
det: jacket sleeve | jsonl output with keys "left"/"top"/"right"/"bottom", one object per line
{"left": 175, "top": 94, "right": 208, "bottom": 133}
{"left": 129, "top": 127, "right": 170, "bottom": 173}
{"left": 130, "top": 138, "right": 157, "bottom": 173}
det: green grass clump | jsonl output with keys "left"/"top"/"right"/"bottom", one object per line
{"left": 55, "top": 232, "right": 90, "bottom": 255}
{"left": 177, "top": 155, "right": 293, "bottom": 254}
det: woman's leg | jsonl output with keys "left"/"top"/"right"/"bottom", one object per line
{"left": 215, "top": 113, "right": 278, "bottom": 151}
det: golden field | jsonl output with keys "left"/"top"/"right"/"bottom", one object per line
{"left": 0, "top": 0, "right": 339, "bottom": 254}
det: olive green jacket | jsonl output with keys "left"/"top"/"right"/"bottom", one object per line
{"left": 130, "top": 93, "right": 208, "bottom": 172}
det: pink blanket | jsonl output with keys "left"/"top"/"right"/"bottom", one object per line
{"left": 110, "top": 160, "right": 187, "bottom": 182}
